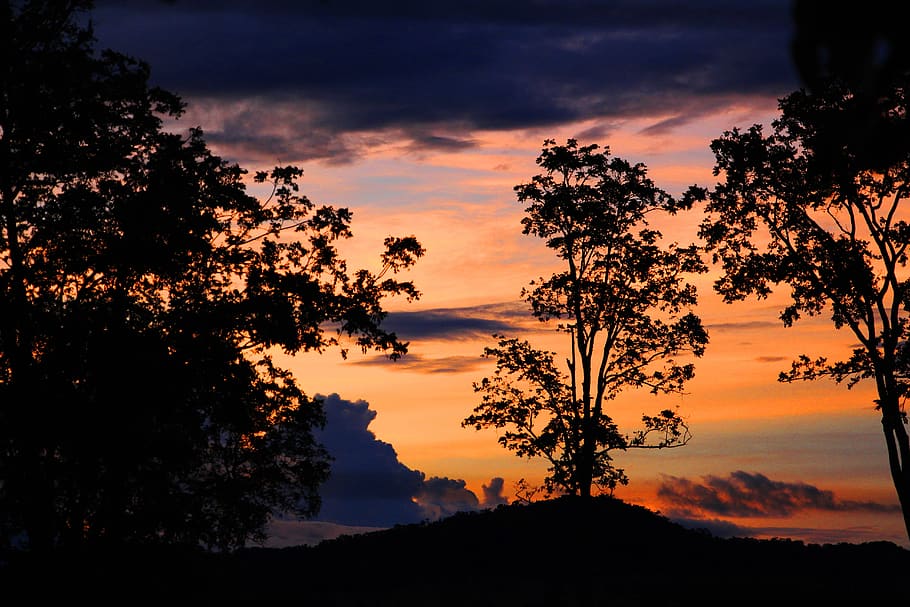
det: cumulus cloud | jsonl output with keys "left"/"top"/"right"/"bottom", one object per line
{"left": 301, "top": 394, "right": 504, "bottom": 529}
{"left": 481, "top": 477, "right": 509, "bottom": 508}
{"left": 415, "top": 477, "right": 481, "bottom": 521}
{"left": 308, "top": 394, "right": 425, "bottom": 527}
{"left": 412, "top": 476, "right": 507, "bottom": 520}
{"left": 658, "top": 471, "right": 901, "bottom": 518}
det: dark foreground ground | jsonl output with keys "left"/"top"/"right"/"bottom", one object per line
{"left": 3, "top": 496, "right": 909, "bottom": 605}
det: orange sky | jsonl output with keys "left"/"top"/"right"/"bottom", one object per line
{"left": 255, "top": 100, "right": 909, "bottom": 547}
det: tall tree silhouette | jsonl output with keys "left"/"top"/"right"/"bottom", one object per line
{"left": 694, "top": 79, "right": 910, "bottom": 541}
{"left": 0, "top": 0, "right": 423, "bottom": 552}
{"left": 465, "top": 139, "right": 707, "bottom": 498}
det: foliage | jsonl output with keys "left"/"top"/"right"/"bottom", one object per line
{"left": 790, "top": 0, "right": 910, "bottom": 172}
{"left": 465, "top": 139, "right": 707, "bottom": 498}
{"left": 0, "top": 1, "right": 423, "bottom": 552}
{"left": 694, "top": 78, "right": 910, "bottom": 540}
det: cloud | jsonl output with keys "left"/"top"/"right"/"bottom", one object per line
{"left": 639, "top": 108, "right": 727, "bottom": 136}
{"left": 407, "top": 134, "right": 479, "bottom": 153}
{"left": 352, "top": 303, "right": 537, "bottom": 372}
{"left": 378, "top": 303, "right": 529, "bottom": 341}
{"left": 755, "top": 356, "right": 788, "bottom": 363}
{"left": 289, "top": 394, "right": 503, "bottom": 533}
{"left": 414, "top": 475, "right": 508, "bottom": 517}
{"left": 705, "top": 321, "right": 781, "bottom": 332}
{"left": 658, "top": 471, "right": 901, "bottom": 518}
{"left": 89, "top": 1, "right": 800, "bottom": 162}
{"left": 354, "top": 353, "right": 488, "bottom": 374}
{"left": 481, "top": 477, "right": 509, "bottom": 508}
{"left": 669, "top": 516, "right": 755, "bottom": 539}
{"left": 310, "top": 394, "right": 425, "bottom": 527}
{"left": 415, "top": 477, "right": 481, "bottom": 520}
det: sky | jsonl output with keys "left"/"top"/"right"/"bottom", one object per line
{"left": 88, "top": 0, "right": 909, "bottom": 548}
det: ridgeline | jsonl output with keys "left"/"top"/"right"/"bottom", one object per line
{"left": 4, "top": 495, "right": 908, "bottom": 605}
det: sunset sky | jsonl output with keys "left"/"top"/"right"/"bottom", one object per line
{"left": 89, "top": 0, "right": 908, "bottom": 547}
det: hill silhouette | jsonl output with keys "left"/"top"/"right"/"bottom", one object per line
{"left": 3, "top": 496, "right": 909, "bottom": 605}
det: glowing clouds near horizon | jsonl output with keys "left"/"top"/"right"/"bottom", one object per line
{"left": 657, "top": 471, "right": 901, "bottom": 519}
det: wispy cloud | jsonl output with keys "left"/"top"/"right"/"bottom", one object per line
{"left": 407, "top": 134, "right": 479, "bottom": 153}
{"left": 355, "top": 353, "right": 488, "bottom": 374}
{"left": 658, "top": 471, "right": 901, "bottom": 518}
{"left": 379, "top": 302, "right": 530, "bottom": 342}
{"left": 706, "top": 321, "right": 781, "bottom": 332}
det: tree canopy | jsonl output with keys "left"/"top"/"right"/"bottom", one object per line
{"left": 465, "top": 139, "right": 707, "bottom": 498}
{"left": 0, "top": 0, "right": 423, "bottom": 552}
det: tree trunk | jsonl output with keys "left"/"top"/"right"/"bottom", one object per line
{"left": 881, "top": 403, "right": 910, "bottom": 541}
{"left": 579, "top": 358, "right": 594, "bottom": 498}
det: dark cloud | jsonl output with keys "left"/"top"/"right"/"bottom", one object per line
{"left": 378, "top": 303, "right": 529, "bottom": 341}
{"left": 351, "top": 303, "right": 534, "bottom": 371}
{"left": 407, "top": 134, "right": 479, "bottom": 153}
{"left": 88, "top": 1, "right": 800, "bottom": 163}
{"left": 415, "top": 476, "right": 508, "bottom": 517}
{"left": 96, "top": 1, "right": 791, "bottom": 27}
{"left": 192, "top": 100, "right": 379, "bottom": 165}
{"left": 705, "top": 321, "right": 781, "bottom": 331}
{"left": 355, "top": 353, "right": 488, "bottom": 374}
{"left": 755, "top": 356, "right": 788, "bottom": 363}
{"left": 573, "top": 122, "right": 620, "bottom": 142}
{"left": 307, "top": 394, "right": 503, "bottom": 529}
{"left": 415, "top": 477, "right": 481, "bottom": 520}
{"left": 353, "top": 303, "right": 541, "bottom": 371}
{"left": 481, "top": 477, "right": 509, "bottom": 508}
{"left": 658, "top": 471, "right": 901, "bottom": 518}
{"left": 312, "top": 394, "right": 425, "bottom": 527}
{"left": 639, "top": 107, "right": 729, "bottom": 136}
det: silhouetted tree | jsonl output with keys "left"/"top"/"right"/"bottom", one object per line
{"left": 0, "top": 1, "right": 423, "bottom": 552}
{"left": 694, "top": 80, "right": 910, "bottom": 541}
{"left": 464, "top": 139, "right": 707, "bottom": 498}
{"left": 790, "top": 0, "right": 910, "bottom": 172}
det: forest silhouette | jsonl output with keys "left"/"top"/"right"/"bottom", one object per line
{"left": 3, "top": 1, "right": 910, "bottom": 603}
{"left": 4, "top": 495, "right": 910, "bottom": 604}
